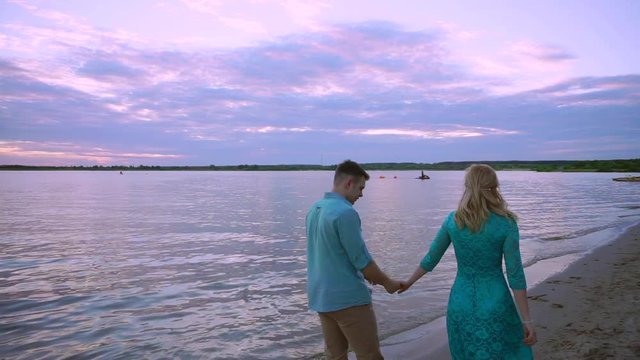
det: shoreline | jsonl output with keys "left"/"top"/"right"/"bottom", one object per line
{"left": 528, "top": 221, "right": 640, "bottom": 358}
{"left": 372, "top": 221, "right": 640, "bottom": 360}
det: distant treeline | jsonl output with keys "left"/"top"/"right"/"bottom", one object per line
{"left": 1, "top": 159, "right": 639, "bottom": 172}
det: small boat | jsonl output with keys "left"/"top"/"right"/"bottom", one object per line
{"left": 417, "top": 170, "right": 430, "bottom": 180}
{"left": 612, "top": 176, "right": 640, "bottom": 182}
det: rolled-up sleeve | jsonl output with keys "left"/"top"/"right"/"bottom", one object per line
{"left": 337, "top": 209, "right": 373, "bottom": 270}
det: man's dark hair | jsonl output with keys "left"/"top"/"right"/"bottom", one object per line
{"left": 334, "top": 160, "right": 370, "bottom": 184}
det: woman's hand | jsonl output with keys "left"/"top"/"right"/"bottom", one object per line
{"left": 397, "top": 279, "right": 414, "bottom": 294}
{"left": 398, "top": 267, "right": 428, "bottom": 294}
{"left": 523, "top": 323, "right": 537, "bottom": 346}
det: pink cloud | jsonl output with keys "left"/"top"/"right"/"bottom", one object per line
{"left": 242, "top": 126, "right": 312, "bottom": 133}
{"left": 218, "top": 16, "right": 268, "bottom": 35}
{"left": 346, "top": 126, "right": 519, "bottom": 139}
{"left": 456, "top": 39, "right": 578, "bottom": 95}
{"left": 276, "top": 0, "right": 329, "bottom": 29}
{"left": 437, "top": 21, "right": 481, "bottom": 41}
{"left": 179, "top": 0, "right": 224, "bottom": 14}
{"left": 0, "top": 141, "right": 183, "bottom": 165}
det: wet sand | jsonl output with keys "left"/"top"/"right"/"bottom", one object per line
{"left": 528, "top": 222, "right": 640, "bottom": 359}
{"left": 377, "top": 222, "right": 640, "bottom": 359}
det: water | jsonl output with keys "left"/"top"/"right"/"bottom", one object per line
{"left": 1, "top": 170, "right": 639, "bottom": 359}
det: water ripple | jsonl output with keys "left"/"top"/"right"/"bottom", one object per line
{"left": 1, "top": 170, "right": 639, "bottom": 359}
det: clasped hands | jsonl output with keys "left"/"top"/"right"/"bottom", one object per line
{"left": 368, "top": 278, "right": 413, "bottom": 294}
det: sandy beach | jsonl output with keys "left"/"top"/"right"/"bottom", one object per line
{"left": 375, "top": 222, "right": 640, "bottom": 360}
{"left": 529, "top": 222, "right": 640, "bottom": 359}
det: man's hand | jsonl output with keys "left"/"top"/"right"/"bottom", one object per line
{"left": 398, "top": 280, "right": 411, "bottom": 294}
{"left": 382, "top": 279, "right": 402, "bottom": 294}
{"left": 398, "top": 267, "right": 427, "bottom": 294}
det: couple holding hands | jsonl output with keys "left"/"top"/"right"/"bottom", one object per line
{"left": 306, "top": 160, "right": 536, "bottom": 360}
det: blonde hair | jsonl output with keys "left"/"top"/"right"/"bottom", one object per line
{"left": 454, "top": 164, "right": 517, "bottom": 232}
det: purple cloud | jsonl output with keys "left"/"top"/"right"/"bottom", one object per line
{"left": 1, "top": 13, "right": 638, "bottom": 165}
{"left": 77, "top": 59, "right": 146, "bottom": 79}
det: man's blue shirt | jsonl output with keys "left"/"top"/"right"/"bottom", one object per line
{"left": 306, "top": 192, "right": 373, "bottom": 312}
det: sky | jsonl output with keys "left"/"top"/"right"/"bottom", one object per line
{"left": 1, "top": 0, "right": 639, "bottom": 166}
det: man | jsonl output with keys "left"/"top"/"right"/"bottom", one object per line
{"left": 306, "top": 160, "right": 401, "bottom": 360}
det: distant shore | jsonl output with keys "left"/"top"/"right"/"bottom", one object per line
{"left": 374, "top": 222, "right": 640, "bottom": 360}
{"left": 1, "top": 158, "right": 639, "bottom": 172}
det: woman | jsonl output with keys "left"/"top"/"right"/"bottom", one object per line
{"left": 401, "top": 164, "right": 536, "bottom": 359}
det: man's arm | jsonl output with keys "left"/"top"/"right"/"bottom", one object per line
{"left": 361, "top": 260, "right": 401, "bottom": 294}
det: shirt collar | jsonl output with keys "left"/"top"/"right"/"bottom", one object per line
{"left": 324, "top": 192, "right": 352, "bottom": 206}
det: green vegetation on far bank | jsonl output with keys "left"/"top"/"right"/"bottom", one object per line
{"left": 1, "top": 159, "right": 639, "bottom": 172}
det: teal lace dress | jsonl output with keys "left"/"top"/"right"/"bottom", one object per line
{"left": 420, "top": 212, "right": 533, "bottom": 360}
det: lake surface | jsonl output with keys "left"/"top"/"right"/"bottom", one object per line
{"left": 1, "top": 170, "right": 639, "bottom": 359}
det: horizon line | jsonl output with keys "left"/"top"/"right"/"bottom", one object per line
{"left": 1, "top": 158, "right": 639, "bottom": 168}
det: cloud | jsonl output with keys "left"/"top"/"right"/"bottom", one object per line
{"left": 77, "top": 59, "right": 146, "bottom": 79}
{"left": 461, "top": 40, "right": 577, "bottom": 95}
{"left": 0, "top": 140, "right": 183, "bottom": 165}
{"left": 437, "top": 21, "right": 481, "bottom": 41}
{"left": 510, "top": 41, "right": 575, "bottom": 63}
{"left": 180, "top": 0, "right": 329, "bottom": 30}
{"left": 179, "top": 0, "right": 225, "bottom": 15}
{"left": 276, "top": 0, "right": 329, "bottom": 29}
{"left": 1, "top": 9, "right": 638, "bottom": 165}
{"left": 216, "top": 21, "right": 452, "bottom": 94}
{"left": 346, "top": 126, "right": 520, "bottom": 139}
{"left": 527, "top": 75, "right": 640, "bottom": 106}
{"left": 242, "top": 126, "right": 313, "bottom": 133}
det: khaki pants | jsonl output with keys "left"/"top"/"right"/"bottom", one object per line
{"left": 318, "top": 304, "right": 384, "bottom": 360}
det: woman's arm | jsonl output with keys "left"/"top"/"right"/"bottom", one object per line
{"left": 398, "top": 266, "right": 427, "bottom": 293}
{"left": 503, "top": 220, "right": 536, "bottom": 345}
{"left": 513, "top": 289, "right": 537, "bottom": 345}
{"left": 400, "top": 215, "right": 453, "bottom": 293}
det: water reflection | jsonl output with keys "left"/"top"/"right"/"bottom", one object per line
{"left": 1, "top": 170, "right": 639, "bottom": 359}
